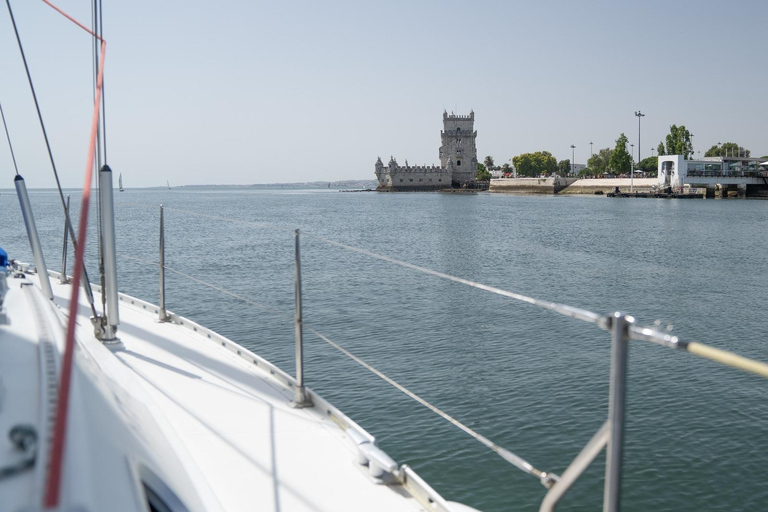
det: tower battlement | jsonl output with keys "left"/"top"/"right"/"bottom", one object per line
{"left": 443, "top": 110, "right": 474, "bottom": 121}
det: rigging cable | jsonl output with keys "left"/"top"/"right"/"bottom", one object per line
{"left": 0, "top": 101, "right": 20, "bottom": 175}
{"left": 92, "top": 0, "right": 106, "bottom": 315}
{"left": 35, "top": 0, "right": 107, "bottom": 507}
{"left": 4, "top": 0, "right": 98, "bottom": 317}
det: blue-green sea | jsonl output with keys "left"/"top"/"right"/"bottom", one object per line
{"left": 2, "top": 187, "right": 767, "bottom": 511}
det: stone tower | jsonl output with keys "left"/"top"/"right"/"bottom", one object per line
{"left": 439, "top": 110, "right": 477, "bottom": 184}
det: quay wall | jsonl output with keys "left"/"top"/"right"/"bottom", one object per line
{"left": 489, "top": 177, "right": 577, "bottom": 194}
{"left": 559, "top": 178, "right": 658, "bottom": 194}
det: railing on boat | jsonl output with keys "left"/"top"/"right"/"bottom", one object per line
{"left": 51, "top": 203, "right": 768, "bottom": 511}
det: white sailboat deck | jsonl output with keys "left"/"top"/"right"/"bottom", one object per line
{"left": 0, "top": 269, "right": 463, "bottom": 512}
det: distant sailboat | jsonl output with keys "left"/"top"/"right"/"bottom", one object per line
{"left": 119, "top": 173, "right": 124, "bottom": 192}
{"left": 167, "top": 180, "right": 171, "bottom": 190}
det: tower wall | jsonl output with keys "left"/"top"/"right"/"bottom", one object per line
{"left": 439, "top": 111, "right": 477, "bottom": 183}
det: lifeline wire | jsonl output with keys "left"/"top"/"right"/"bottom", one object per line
{"left": 306, "top": 326, "right": 555, "bottom": 485}
{"left": 0, "top": 101, "right": 19, "bottom": 175}
{"left": 116, "top": 251, "right": 556, "bottom": 486}
{"left": 116, "top": 253, "right": 291, "bottom": 321}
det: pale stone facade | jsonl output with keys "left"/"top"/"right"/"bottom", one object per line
{"left": 375, "top": 111, "right": 478, "bottom": 191}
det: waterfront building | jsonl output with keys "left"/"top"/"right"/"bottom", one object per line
{"left": 375, "top": 111, "right": 478, "bottom": 191}
{"left": 658, "top": 155, "right": 768, "bottom": 197}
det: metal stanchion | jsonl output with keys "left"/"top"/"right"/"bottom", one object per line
{"left": 14, "top": 175, "right": 53, "bottom": 300}
{"left": 158, "top": 205, "right": 170, "bottom": 322}
{"left": 291, "top": 229, "right": 312, "bottom": 408}
{"left": 604, "top": 312, "right": 632, "bottom": 512}
{"left": 97, "top": 165, "right": 120, "bottom": 341}
{"left": 60, "top": 195, "right": 70, "bottom": 283}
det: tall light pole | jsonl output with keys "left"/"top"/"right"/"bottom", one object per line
{"left": 590, "top": 141, "right": 594, "bottom": 158}
{"left": 570, "top": 144, "right": 575, "bottom": 175}
{"left": 630, "top": 143, "right": 635, "bottom": 192}
{"left": 634, "top": 110, "right": 645, "bottom": 160}
{"left": 690, "top": 133, "right": 694, "bottom": 159}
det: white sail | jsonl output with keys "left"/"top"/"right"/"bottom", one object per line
{"left": 119, "top": 173, "right": 124, "bottom": 191}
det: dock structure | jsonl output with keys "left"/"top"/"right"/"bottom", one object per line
{"left": 659, "top": 155, "right": 768, "bottom": 198}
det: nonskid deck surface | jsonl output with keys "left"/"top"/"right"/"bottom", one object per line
{"left": 1, "top": 271, "right": 446, "bottom": 511}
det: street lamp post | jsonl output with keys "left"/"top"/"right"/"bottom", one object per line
{"left": 630, "top": 143, "right": 635, "bottom": 192}
{"left": 571, "top": 145, "right": 575, "bottom": 176}
{"left": 590, "top": 141, "right": 594, "bottom": 158}
{"left": 634, "top": 110, "right": 645, "bottom": 160}
{"left": 690, "top": 133, "right": 694, "bottom": 159}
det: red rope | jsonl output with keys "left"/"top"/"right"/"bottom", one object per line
{"left": 42, "top": 0, "right": 102, "bottom": 40}
{"left": 42, "top": 1, "right": 106, "bottom": 506}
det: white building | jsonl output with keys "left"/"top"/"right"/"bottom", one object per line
{"left": 658, "top": 155, "right": 768, "bottom": 196}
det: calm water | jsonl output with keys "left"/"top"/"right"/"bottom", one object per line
{"left": 2, "top": 187, "right": 768, "bottom": 511}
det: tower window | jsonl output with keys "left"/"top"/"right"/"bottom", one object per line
{"left": 457, "top": 160, "right": 461, "bottom": 166}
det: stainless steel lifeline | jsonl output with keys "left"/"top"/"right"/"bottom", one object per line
{"left": 141, "top": 206, "right": 768, "bottom": 511}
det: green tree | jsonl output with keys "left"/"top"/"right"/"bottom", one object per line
{"left": 501, "top": 162, "right": 511, "bottom": 176}
{"left": 657, "top": 125, "right": 693, "bottom": 159}
{"left": 558, "top": 159, "right": 571, "bottom": 175}
{"left": 609, "top": 134, "right": 632, "bottom": 175}
{"left": 657, "top": 142, "right": 665, "bottom": 156}
{"left": 637, "top": 156, "right": 658, "bottom": 175}
{"left": 512, "top": 151, "right": 557, "bottom": 177}
{"left": 483, "top": 156, "right": 495, "bottom": 170}
{"left": 476, "top": 163, "right": 491, "bottom": 181}
{"left": 704, "top": 142, "right": 751, "bottom": 158}
{"left": 587, "top": 148, "right": 612, "bottom": 176}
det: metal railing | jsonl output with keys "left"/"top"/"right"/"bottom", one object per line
{"left": 132, "top": 204, "right": 768, "bottom": 511}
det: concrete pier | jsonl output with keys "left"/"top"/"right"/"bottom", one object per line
{"left": 489, "top": 176, "right": 577, "bottom": 194}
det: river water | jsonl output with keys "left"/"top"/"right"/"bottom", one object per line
{"left": 2, "top": 187, "right": 767, "bottom": 511}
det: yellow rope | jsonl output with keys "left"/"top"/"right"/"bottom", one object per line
{"left": 687, "top": 342, "right": 768, "bottom": 379}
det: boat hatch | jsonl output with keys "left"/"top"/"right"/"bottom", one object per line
{"left": 138, "top": 465, "right": 190, "bottom": 512}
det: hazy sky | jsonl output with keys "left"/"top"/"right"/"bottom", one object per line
{"left": 1, "top": 0, "right": 766, "bottom": 187}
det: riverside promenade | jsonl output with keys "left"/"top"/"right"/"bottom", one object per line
{"left": 489, "top": 177, "right": 657, "bottom": 195}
